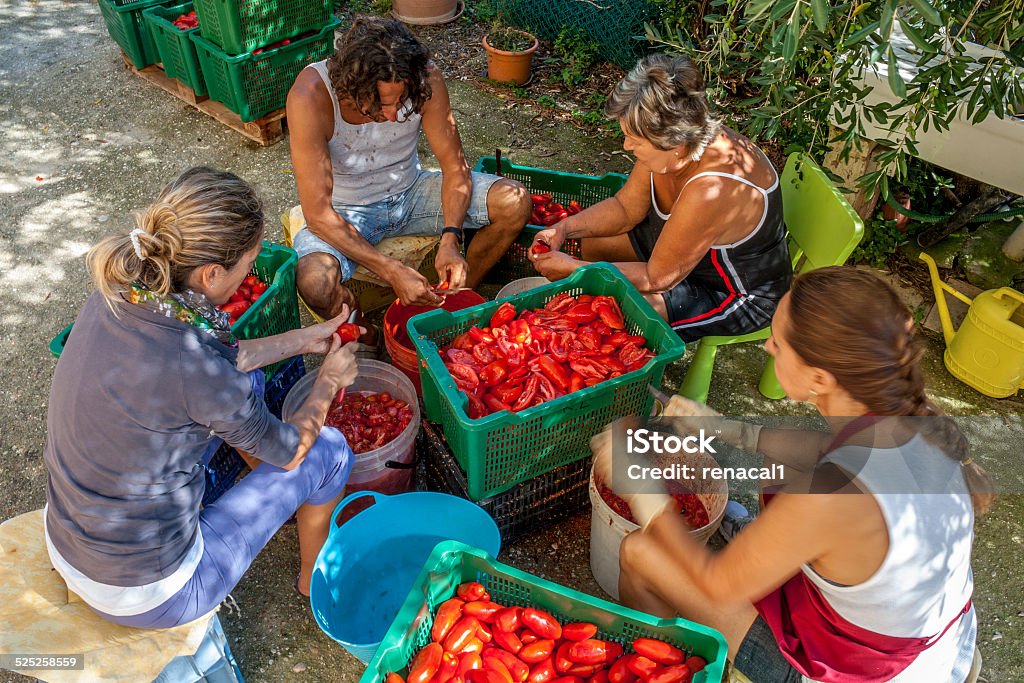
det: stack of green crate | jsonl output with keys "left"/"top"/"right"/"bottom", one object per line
{"left": 97, "top": 0, "right": 177, "bottom": 68}
{"left": 142, "top": 1, "right": 207, "bottom": 95}
{"left": 187, "top": 0, "right": 338, "bottom": 121}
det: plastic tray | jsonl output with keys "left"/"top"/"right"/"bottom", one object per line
{"left": 192, "top": 0, "right": 332, "bottom": 55}
{"left": 190, "top": 18, "right": 339, "bottom": 122}
{"left": 418, "top": 420, "right": 590, "bottom": 545}
{"left": 201, "top": 440, "right": 247, "bottom": 506}
{"left": 362, "top": 541, "right": 728, "bottom": 683}
{"left": 474, "top": 156, "right": 627, "bottom": 282}
{"left": 142, "top": 1, "right": 207, "bottom": 95}
{"left": 409, "top": 263, "right": 686, "bottom": 500}
{"left": 98, "top": 0, "right": 175, "bottom": 69}
{"left": 264, "top": 354, "right": 305, "bottom": 418}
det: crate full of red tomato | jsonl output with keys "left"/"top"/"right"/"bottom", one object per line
{"left": 408, "top": 263, "right": 686, "bottom": 501}
{"left": 362, "top": 542, "right": 728, "bottom": 683}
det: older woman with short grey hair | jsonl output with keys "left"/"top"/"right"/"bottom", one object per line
{"left": 531, "top": 54, "right": 792, "bottom": 342}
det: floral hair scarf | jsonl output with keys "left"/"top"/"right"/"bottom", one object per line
{"left": 127, "top": 283, "right": 238, "bottom": 348}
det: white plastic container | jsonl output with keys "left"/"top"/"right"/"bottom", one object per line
{"left": 495, "top": 276, "right": 550, "bottom": 300}
{"left": 281, "top": 359, "right": 420, "bottom": 494}
{"left": 589, "top": 460, "right": 728, "bottom": 599}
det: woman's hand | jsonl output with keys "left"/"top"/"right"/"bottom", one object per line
{"left": 299, "top": 307, "right": 365, "bottom": 355}
{"left": 591, "top": 426, "right": 672, "bottom": 529}
{"left": 533, "top": 222, "right": 567, "bottom": 253}
{"left": 317, "top": 336, "right": 359, "bottom": 394}
{"left": 532, "top": 250, "right": 584, "bottom": 281}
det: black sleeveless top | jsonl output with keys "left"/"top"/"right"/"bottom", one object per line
{"left": 631, "top": 169, "right": 792, "bottom": 301}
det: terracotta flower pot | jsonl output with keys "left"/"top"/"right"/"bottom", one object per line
{"left": 883, "top": 190, "right": 912, "bottom": 233}
{"left": 392, "top": 0, "right": 462, "bottom": 25}
{"left": 483, "top": 30, "right": 538, "bottom": 86}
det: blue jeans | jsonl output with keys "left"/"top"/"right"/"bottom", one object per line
{"left": 291, "top": 169, "right": 502, "bottom": 281}
{"left": 733, "top": 616, "right": 802, "bottom": 682}
{"left": 92, "top": 427, "right": 353, "bottom": 629}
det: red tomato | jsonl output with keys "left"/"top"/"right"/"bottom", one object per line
{"left": 335, "top": 323, "right": 361, "bottom": 344}
{"left": 457, "top": 582, "right": 488, "bottom": 602}
{"left": 489, "top": 302, "right": 517, "bottom": 329}
{"left": 561, "top": 623, "right": 598, "bottom": 642}
{"left": 409, "top": 643, "right": 444, "bottom": 683}
{"left": 432, "top": 598, "right": 465, "bottom": 643}
{"left": 444, "top": 616, "right": 482, "bottom": 655}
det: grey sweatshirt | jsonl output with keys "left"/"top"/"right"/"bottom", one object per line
{"left": 44, "top": 291, "right": 300, "bottom": 586}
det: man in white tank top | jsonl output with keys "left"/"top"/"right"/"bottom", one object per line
{"left": 286, "top": 17, "right": 530, "bottom": 341}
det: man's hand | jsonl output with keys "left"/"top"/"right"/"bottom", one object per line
{"left": 532, "top": 250, "right": 583, "bottom": 281}
{"left": 388, "top": 263, "right": 444, "bottom": 307}
{"left": 434, "top": 241, "right": 469, "bottom": 289}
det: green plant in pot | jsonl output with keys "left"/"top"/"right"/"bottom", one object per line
{"left": 483, "top": 23, "right": 538, "bottom": 86}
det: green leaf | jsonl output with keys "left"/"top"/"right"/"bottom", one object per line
{"left": 908, "top": 0, "right": 942, "bottom": 26}
{"left": 880, "top": 0, "right": 896, "bottom": 38}
{"left": 783, "top": 12, "right": 800, "bottom": 62}
{"left": 843, "top": 21, "right": 880, "bottom": 49}
{"left": 745, "top": 0, "right": 776, "bottom": 21}
{"left": 900, "top": 19, "right": 938, "bottom": 53}
{"left": 887, "top": 48, "right": 907, "bottom": 98}
{"left": 810, "top": 0, "right": 828, "bottom": 31}
{"left": 769, "top": 0, "right": 798, "bottom": 23}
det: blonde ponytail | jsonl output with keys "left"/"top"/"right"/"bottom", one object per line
{"left": 86, "top": 167, "right": 264, "bottom": 306}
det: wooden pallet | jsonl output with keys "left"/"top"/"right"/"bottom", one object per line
{"left": 121, "top": 54, "right": 286, "bottom": 146}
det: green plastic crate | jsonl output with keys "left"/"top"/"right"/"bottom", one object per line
{"left": 363, "top": 541, "right": 728, "bottom": 683}
{"left": 408, "top": 263, "right": 686, "bottom": 501}
{"left": 231, "top": 240, "right": 300, "bottom": 376}
{"left": 192, "top": 0, "right": 332, "bottom": 55}
{"left": 49, "top": 241, "right": 299, "bottom": 377}
{"left": 474, "top": 156, "right": 628, "bottom": 282}
{"left": 143, "top": 2, "right": 207, "bottom": 96}
{"left": 98, "top": 0, "right": 176, "bottom": 69}
{"left": 190, "top": 17, "right": 339, "bottom": 122}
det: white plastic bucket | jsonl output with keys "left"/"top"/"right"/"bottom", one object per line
{"left": 281, "top": 359, "right": 420, "bottom": 494}
{"left": 589, "top": 460, "right": 728, "bottom": 599}
{"left": 495, "top": 276, "right": 550, "bottom": 300}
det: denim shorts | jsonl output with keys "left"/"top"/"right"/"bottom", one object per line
{"left": 733, "top": 616, "right": 803, "bottom": 683}
{"left": 292, "top": 169, "right": 503, "bottom": 282}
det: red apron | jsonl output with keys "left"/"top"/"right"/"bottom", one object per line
{"left": 755, "top": 415, "right": 972, "bottom": 682}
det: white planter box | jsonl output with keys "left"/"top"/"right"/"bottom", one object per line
{"left": 842, "top": 24, "right": 1024, "bottom": 195}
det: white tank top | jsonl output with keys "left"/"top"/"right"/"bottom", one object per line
{"left": 807, "top": 433, "right": 977, "bottom": 682}
{"left": 308, "top": 60, "right": 421, "bottom": 206}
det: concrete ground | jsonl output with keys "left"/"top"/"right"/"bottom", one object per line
{"left": 1, "top": 2, "right": 1021, "bottom": 682}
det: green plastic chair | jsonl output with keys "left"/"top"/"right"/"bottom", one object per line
{"left": 677, "top": 152, "right": 865, "bottom": 403}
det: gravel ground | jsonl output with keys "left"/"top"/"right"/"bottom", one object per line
{"left": 1, "top": 2, "right": 1021, "bottom": 682}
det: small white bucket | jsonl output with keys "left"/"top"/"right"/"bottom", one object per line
{"left": 589, "top": 458, "right": 728, "bottom": 599}
{"left": 495, "top": 276, "right": 550, "bottom": 300}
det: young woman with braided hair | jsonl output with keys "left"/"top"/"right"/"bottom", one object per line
{"left": 594, "top": 266, "right": 993, "bottom": 682}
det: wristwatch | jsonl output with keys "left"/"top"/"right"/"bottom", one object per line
{"left": 441, "top": 226, "right": 465, "bottom": 247}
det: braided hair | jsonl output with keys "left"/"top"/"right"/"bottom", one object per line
{"left": 786, "top": 266, "right": 995, "bottom": 514}
{"left": 327, "top": 16, "right": 432, "bottom": 121}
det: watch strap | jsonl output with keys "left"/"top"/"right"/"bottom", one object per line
{"left": 441, "top": 226, "right": 465, "bottom": 244}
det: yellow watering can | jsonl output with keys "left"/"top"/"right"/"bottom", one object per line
{"left": 920, "top": 252, "right": 1024, "bottom": 398}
